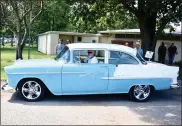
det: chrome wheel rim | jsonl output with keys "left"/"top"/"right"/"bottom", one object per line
{"left": 22, "top": 81, "right": 41, "bottom": 100}
{"left": 133, "top": 85, "right": 150, "bottom": 100}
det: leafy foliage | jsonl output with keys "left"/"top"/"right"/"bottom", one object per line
{"left": 118, "top": 0, "right": 182, "bottom": 55}
{"left": 69, "top": 0, "right": 138, "bottom": 33}
{"left": 1, "top": 0, "right": 43, "bottom": 59}
{"left": 32, "top": 0, "right": 70, "bottom": 34}
{"left": 173, "top": 60, "right": 182, "bottom": 78}
{"left": 68, "top": 0, "right": 182, "bottom": 56}
{"left": 1, "top": 0, "right": 182, "bottom": 60}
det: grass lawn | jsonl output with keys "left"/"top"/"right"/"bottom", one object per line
{"left": 1, "top": 44, "right": 55, "bottom": 80}
{"left": 173, "top": 61, "right": 182, "bottom": 79}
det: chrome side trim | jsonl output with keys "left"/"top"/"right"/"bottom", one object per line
{"left": 101, "top": 76, "right": 172, "bottom": 80}
{"left": 9, "top": 72, "right": 90, "bottom": 75}
{"left": 62, "top": 72, "right": 90, "bottom": 74}
{"left": 8, "top": 72, "right": 62, "bottom": 75}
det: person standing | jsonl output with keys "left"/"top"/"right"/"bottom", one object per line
{"left": 158, "top": 42, "right": 166, "bottom": 64}
{"left": 66, "top": 39, "right": 71, "bottom": 44}
{"left": 56, "top": 39, "right": 64, "bottom": 55}
{"left": 124, "top": 42, "right": 129, "bottom": 47}
{"left": 168, "top": 43, "right": 178, "bottom": 65}
{"left": 135, "top": 40, "right": 143, "bottom": 58}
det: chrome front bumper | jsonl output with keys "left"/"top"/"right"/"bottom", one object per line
{"left": 1, "top": 83, "right": 14, "bottom": 91}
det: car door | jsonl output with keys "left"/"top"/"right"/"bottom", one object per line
{"left": 61, "top": 49, "right": 109, "bottom": 94}
{"left": 107, "top": 50, "right": 141, "bottom": 93}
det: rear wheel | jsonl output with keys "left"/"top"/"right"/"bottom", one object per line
{"left": 18, "top": 79, "right": 45, "bottom": 102}
{"left": 129, "top": 85, "right": 151, "bottom": 102}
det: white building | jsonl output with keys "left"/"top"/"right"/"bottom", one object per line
{"left": 38, "top": 31, "right": 100, "bottom": 55}
{"left": 98, "top": 28, "right": 181, "bottom": 62}
{"left": 38, "top": 28, "right": 182, "bottom": 62}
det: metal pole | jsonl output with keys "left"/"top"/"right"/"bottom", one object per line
{"left": 181, "top": 22, "right": 182, "bottom": 61}
{"left": 28, "top": 11, "right": 32, "bottom": 59}
{"left": 28, "top": 25, "right": 30, "bottom": 59}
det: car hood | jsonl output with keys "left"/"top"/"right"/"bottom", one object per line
{"left": 4, "top": 58, "right": 65, "bottom": 74}
{"left": 13, "top": 58, "right": 65, "bottom": 67}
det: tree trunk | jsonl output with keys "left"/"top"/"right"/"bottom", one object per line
{"left": 11, "top": 36, "right": 14, "bottom": 47}
{"left": 2, "top": 33, "right": 5, "bottom": 47}
{"left": 16, "top": 45, "right": 23, "bottom": 60}
{"left": 31, "top": 36, "right": 33, "bottom": 47}
{"left": 138, "top": 15, "right": 157, "bottom": 61}
{"left": 15, "top": 33, "right": 25, "bottom": 60}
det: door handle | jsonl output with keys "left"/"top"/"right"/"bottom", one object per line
{"left": 78, "top": 72, "right": 91, "bottom": 76}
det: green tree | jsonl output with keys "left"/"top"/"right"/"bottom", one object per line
{"left": 32, "top": 0, "right": 70, "bottom": 34}
{"left": 1, "top": 0, "right": 44, "bottom": 59}
{"left": 0, "top": 27, "right": 12, "bottom": 47}
{"left": 119, "top": 0, "right": 182, "bottom": 56}
{"left": 69, "top": 0, "right": 138, "bottom": 33}
{"left": 69, "top": 0, "right": 182, "bottom": 59}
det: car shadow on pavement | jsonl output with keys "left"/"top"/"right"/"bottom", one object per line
{"left": 8, "top": 88, "right": 181, "bottom": 105}
{"left": 7, "top": 88, "right": 181, "bottom": 125}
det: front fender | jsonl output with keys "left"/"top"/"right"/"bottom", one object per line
{"left": 5, "top": 66, "right": 63, "bottom": 95}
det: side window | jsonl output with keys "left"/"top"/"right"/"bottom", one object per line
{"left": 109, "top": 51, "right": 138, "bottom": 64}
{"left": 73, "top": 50, "right": 105, "bottom": 64}
{"left": 55, "top": 46, "right": 70, "bottom": 62}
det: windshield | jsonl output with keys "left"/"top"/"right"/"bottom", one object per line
{"left": 136, "top": 53, "right": 147, "bottom": 64}
{"left": 55, "top": 46, "right": 70, "bottom": 62}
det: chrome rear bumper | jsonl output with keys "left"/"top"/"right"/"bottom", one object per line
{"left": 170, "top": 84, "right": 180, "bottom": 89}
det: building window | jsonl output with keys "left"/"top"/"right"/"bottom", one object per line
{"left": 77, "top": 37, "right": 82, "bottom": 42}
{"left": 92, "top": 40, "right": 96, "bottom": 43}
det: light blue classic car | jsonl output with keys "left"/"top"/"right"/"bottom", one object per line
{"left": 4, "top": 43, "right": 179, "bottom": 102}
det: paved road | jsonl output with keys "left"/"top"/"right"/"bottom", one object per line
{"left": 1, "top": 81, "right": 181, "bottom": 125}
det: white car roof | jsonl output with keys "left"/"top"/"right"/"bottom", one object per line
{"left": 67, "top": 43, "right": 137, "bottom": 56}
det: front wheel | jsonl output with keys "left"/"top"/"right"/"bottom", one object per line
{"left": 129, "top": 85, "right": 151, "bottom": 102}
{"left": 18, "top": 80, "right": 45, "bottom": 102}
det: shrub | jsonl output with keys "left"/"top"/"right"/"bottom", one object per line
{"left": 173, "top": 60, "right": 182, "bottom": 70}
{"left": 173, "top": 60, "right": 182, "bottom": 78}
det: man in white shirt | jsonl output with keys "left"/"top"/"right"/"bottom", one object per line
{"left": 83, "top": 50, "right": 98, "bottom": 63}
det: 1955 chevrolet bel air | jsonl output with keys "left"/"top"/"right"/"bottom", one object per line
{"left": 3, "top": 43, "right": 180, "bottom": 102}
